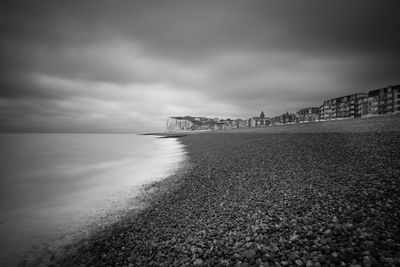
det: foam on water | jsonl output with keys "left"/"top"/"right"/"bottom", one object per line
{"left": 0, "top": 134, "right": 186, "bottom": 266}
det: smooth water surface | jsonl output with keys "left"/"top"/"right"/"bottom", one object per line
{"left": 0, "top": 134, "right": 186, "bottom": 266}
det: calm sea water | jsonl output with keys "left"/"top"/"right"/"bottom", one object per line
{"left": 0, "top": 134, "right": 186, "bottom": 266}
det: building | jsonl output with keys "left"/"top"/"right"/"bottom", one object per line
{"left": 248, "top": 111, "right": 270, "bottom": 127}
{"left": 394, "top": 85, "right": 400, "bottom": 113}
{"left": 270, "top": 116, "right": 282, "bottom": 125}
{"left": 366, "top": 84, "right": 400, "bottom": 116}
{"left": 280, "top": 112, "right": 296, "bottom": 124}
{"left": 319, "top": 93, "right": 367, "bottom": 120}
{"left": 296, "top": 107, "right": 319, "bottom": 122}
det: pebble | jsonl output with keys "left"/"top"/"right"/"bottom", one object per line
{"left": 295, "top": 259, "right": 303, "bottom": 266}
{"left": 52, "top": 131, "right": 400, "bottom": 267}
{"left": 193, "top": 258, "right": 203, "bottom": 265}
{"left": 244, "top": 249, "right": 256, "bottom": 259}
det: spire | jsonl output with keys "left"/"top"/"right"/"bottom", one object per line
{"left": 260, "top": 110, "right": 265, "bottom": 119}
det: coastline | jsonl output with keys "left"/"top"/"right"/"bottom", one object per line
{"left": 19, "top": 158, "right": 193, "bottom": 267}
{"left": 55, "top": 116, "right": 400, "bottom": 266}
{"left": 143, "top": 113, "right": 400, "bottom": 137}
{"left": 6, "top": 134, "right": 187, "bottom": 267}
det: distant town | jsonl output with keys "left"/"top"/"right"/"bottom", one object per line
{"left": 166, "top": 84, "right": 400, "bottom": 132}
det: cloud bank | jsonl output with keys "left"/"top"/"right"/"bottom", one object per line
{"left": 1, "top": 0, "right": 399, "bottom": 132}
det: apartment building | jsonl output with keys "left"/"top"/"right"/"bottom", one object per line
{"left": 366, "top": 84, "right": 400, "bottom": 116}
{"left": 394, "top": 85, "right": 400, "bottom": 113}
{"left": 319, "top": 93, "right": 367, "bottom": 120}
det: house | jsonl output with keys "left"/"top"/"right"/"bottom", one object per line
{"left": 248, "top": 111, "right": 270, "bottom": 127}
{"left": 296, "top": 107, "right": 319, "bottom": 122}
{"left": 280, "top": 112, "right": 296, "bottom": 124}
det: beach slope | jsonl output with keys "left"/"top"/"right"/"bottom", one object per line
{"left": 57, "top": 117, "right": 400, "bottom": 266}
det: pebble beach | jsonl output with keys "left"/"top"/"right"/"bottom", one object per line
{"left": 54, "top": 116, "right": 400, "bottom": 267}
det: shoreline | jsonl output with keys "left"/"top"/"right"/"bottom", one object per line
{"left": 55, "top": 116, "right": 400, "bottom": 266}
{"left": 6, "top": 135, "right": 187, "bottom": 267}
{"left": 19, "top": 157, "right": 193, "bottom": 267}
{"left": 145, "top": 113, "right": 400, "bottom": 136}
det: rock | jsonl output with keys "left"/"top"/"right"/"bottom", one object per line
{"left": 290, "top": 234, "right": 299, "bottom": 242}
{"left": 361, "top": 250, "right": 370, "bottom": 256}
{"left": 318, "top": 255, "right": 326, "bottom": 263}
{"left": 363, "top": 256, "right": 371, "bottom": 267}
{"left": 220, "top": 259, "right": 230, "bottom": 266}
{"left": 244, "top": 249, "right": 256, "bottom": 259}
{"left": 244, "top": 242, "right": 253, "bottom": 249}
{"left": 324, "top": 229, "right": 331, "bottom": 235}
{"left": 193, "top": 258, "right": 203, "bottom": 265}
{"left": 382, "top": 257, "right": 394, "bottom": 264}
{"left": 306, "top": 260, "right": 313, "bottom": 267}
{"left": 289, "top": 252, "right": 298, "bottom": 261}
{"left": 237, "top": 262, "right": 249, "bottom": 267}
{"left": 295, "top": 259, "right": 303, "bottom": 266}
{"left": 258, "top": 245, "right": 269, "bottom": 254}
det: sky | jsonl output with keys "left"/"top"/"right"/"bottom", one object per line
{"left": 1, "top": 0, "right": 399, "bottom": 133}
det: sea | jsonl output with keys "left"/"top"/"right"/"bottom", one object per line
{"left": 0, "top": 133, "right": 186, "bottom": 266}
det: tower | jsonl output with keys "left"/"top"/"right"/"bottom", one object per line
{"left": 260, "top": 110, "right": 265, "bottom": 119}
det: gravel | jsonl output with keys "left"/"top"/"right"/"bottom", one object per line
{"left": 54, "top": 120, "right": 400, "bottom": 267}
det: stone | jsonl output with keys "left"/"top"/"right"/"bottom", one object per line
{"left": 193, "top": 258, "right": 203, "bottom": 265}
{"left": 382, "top": 257, "right": 394, "bottom": 264}
{"left": 220, "top": 259, "right": 230, "bottom": 266}
{"left": 361, "top": 250, "right": 370, "bottom": 256}
{"left": 363, "top": 256, "right": 371, "bottom": 267}
{"left": 295, "top": 259, "right": 303, "bottom": 266}
{"left": 290, "top": 234, "right": 299, "bottom": 242}
{"left": 245, "top": 242, "right": 253, "bottom": 249}
{"left": 318, "top": 255, "right": 326, "bottom": 263}
{"left": 244, "top": 249, "right": 256, "bottom": 259}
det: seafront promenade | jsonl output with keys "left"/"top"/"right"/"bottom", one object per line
{"left": 55, "top": 116, "right": 400, "bottom": 267}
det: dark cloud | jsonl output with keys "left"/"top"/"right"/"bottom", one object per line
{"left": 0, "top": 0, "right": 399, "bottom": 132}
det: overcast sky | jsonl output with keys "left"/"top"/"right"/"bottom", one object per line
{"left": 1, "top": 0, "right": 399, "bottom": 133}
